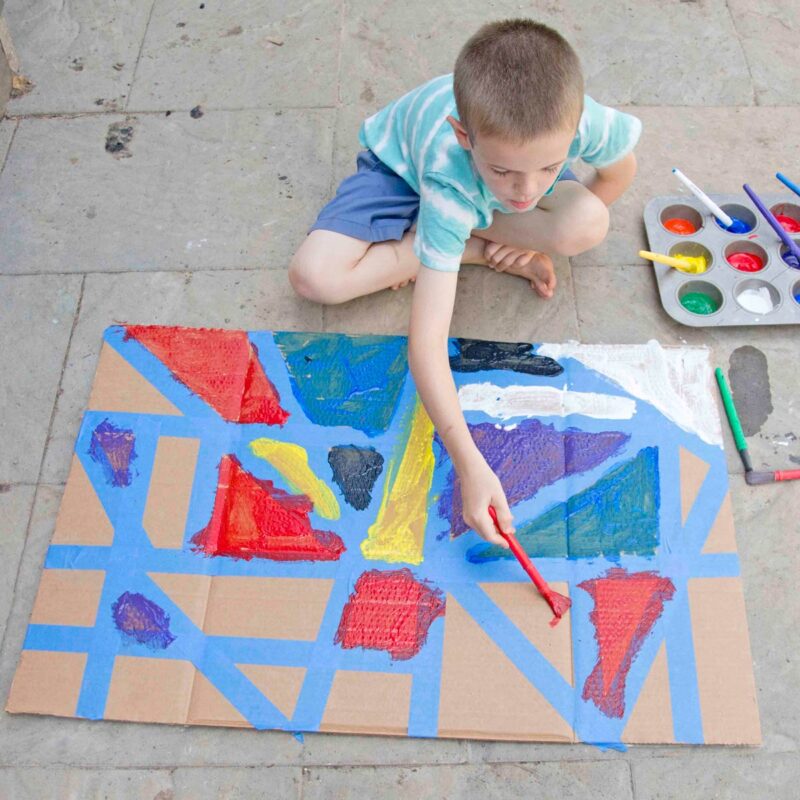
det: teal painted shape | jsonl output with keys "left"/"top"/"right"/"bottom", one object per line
{"left": 274, "top": 332, "right": 408, "bottom": 437}
{"left": 468, "top": 447, "right": 660, "bottom": 562}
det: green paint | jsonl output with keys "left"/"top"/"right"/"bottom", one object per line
{"left": 680, "top": 292, "right": 719, "bottom": 315}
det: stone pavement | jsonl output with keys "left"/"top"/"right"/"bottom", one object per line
{"left": 0, "top": 1, "right": 798, "bottom": 798}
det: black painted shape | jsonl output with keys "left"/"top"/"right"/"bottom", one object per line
{"left": 449, "top": 338, "right": 564, "bottom": 376}
{"left": 729, "top": 345, "right": 773, "bottom": 436}
{"left": 328, "top": 445, "right": 385, "bottom": 511}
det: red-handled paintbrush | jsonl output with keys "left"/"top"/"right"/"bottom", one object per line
{"left": 745, "top": 469, "right": 800, "bottom": 485}
{"left": 487, "top": 506, "right": 571, "bottom": 627}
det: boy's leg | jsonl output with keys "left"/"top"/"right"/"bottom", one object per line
{"left": 474, "top": 181, "right": 609, "bottom": 257}
{"left": 289, "top": 229, "right": 488, "bottom": 305}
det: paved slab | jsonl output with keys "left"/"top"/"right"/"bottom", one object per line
{"left": 303, "top": 760, "right": 633, "bottom": 800}
{"left": 173, "top": 766, "right": 301, "bottom": 799}
{"left": 2, "top": 0, "right": 153, "bottom": 115}
{"left": 728, "top": 0, "right": 799, "bottom": 106}
{"left": 339, "top": 0, "right": 753, "bottom": 108}
{"left": 0, "top": 275, "right": 82, "bottom": 483}
{"left": 0, "top": 766, "right": 174, "bottom": 799}
{"left": 127, "top": 0, "right": 340, "bottom": 111}
{"left": 0, "top": 119, "right": 15, "bottom": 172}
{"left": 0, "top": 485, "right": 35, "bottom": 646}
{"left": 0, "top": 109, "right": 333, "bottom": 275}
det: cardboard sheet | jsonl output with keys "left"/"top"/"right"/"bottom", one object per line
{"left": 6, "top": 327, "right": 761, "bottom": 745}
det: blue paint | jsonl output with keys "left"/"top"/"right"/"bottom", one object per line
{"left": 449, "top": 338, "right": 564, "bottom": 376}
{"left": 274, "top": 332, "right": 408, "bottom": 437}
{"left": 88, "top": 419, "right": 137, "bottom": 487}
{"left": 714, "top": 216, "right": 751, "bottom": 234}
{"left": 111, "top": 591, "right": 175, "bottom": 649}
{"left": 328, "top": 445, "right": 384, "bottom": 510}
{"left": 468, "top": 447, "right": 660, "bottom": 562}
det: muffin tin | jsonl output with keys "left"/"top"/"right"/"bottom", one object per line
{"left": 643, "top": 194, "right": 800, "bottom": 327}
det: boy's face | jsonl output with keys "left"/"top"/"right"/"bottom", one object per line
{"left": 448, "top": 116, "right": 576, "bottom": 212}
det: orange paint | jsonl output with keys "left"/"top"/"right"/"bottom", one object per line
{"left": 664, "top": 218, "right": 697, "bottom": 235}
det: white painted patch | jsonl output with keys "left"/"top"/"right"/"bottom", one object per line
{"left": 458, "top": 382, "right": 636, "bottom": 421}
{"left": 536, "top": 341, "right": 723, "bottom": 445}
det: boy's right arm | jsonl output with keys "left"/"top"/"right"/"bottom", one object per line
{"left": 408, "top": 265, "right": 512, "bottom": 548}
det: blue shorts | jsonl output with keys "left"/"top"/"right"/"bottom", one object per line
{"left": 309, "top": 149, "right": 580, "bottom": 244}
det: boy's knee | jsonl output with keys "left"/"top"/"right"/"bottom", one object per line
{"left": 552, "top": 193, "right": 609, "bottom": 256}
{"left": 288, "top": 253, "right": 337, "bottom": 304}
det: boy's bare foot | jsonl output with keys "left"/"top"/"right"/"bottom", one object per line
{"left": 483, "top": 241, "right": 557, "bottom": 299}
{"left": 390, "top": 276, "right": 416, "bottom": 290}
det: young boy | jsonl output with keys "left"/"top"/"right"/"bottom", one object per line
{"left": 288, "top": 19, "right": 640, "bottom": 549}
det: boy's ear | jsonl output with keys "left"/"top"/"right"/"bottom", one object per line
{"left": 447, "top": 115, "right": 472, "bottom": 150}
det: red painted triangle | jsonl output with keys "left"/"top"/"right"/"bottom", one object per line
{"left": 579, "top": 568, "right": 675, "bottom": 718}
{"left": 125, "top": 325, "right": 288, "bottom": 425}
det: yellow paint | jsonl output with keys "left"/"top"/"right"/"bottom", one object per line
{"left": 249, "top": 438, "right": 340, "bottom": 519}
{"left": 361, "top": 398, "right": 435, "bottom": 565}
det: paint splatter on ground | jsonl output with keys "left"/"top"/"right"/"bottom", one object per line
{"left": 105, "top": 118, "right": 135, "bottom": 159}
{"left": 468, "top": 447, "right": 660, "bottom": 562}
{"left": 126, "top": 325, "right": 288, "bottom": 425}
{"left": 192, "top": 454, "right": 345, "bottom": 562}
{"left": 449, "top": 339, "right": 564, "bottom": 377}
{"left": 112, "top": 592, "right": 175, "bottom": 649}
{"left": 88, "top": 419, "right": 137, "bottom": 487}
{"left": 438, "top": 420, "right": 629, "bottom": 536}
{"left": 334, "top": 568, "right": 445, "bottom": 661}
{"left": 328, "top": 445, "right": 384, "bottom": 510}
{"left": 729, "top": 345, "right": 773, "bottom": 436}
{"left": 579, "top": 568, "right": 675, "bottom": 718}
{"left": 274, "top": 332, "right": 408, "bottom": 437}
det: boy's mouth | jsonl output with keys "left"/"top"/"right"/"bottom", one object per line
{"left": 508, "top": 198, "right": 535, "bottom": 211}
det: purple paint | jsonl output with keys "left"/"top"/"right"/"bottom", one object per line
{"left": 437, "top": 420, "right": 629, "bottom": 536}
{"left": 112, "top": 591, "right": 175, "bottom": 649}
{"left": 89, "top": 419, "right": 136, "bottom": 486}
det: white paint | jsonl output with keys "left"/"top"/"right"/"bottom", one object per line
{"left": 458, "top": 382, "right": 636, "bottom": 421}
{"left": 537, "top": 341, "right": 723, "bottom": 445}
{"left": 736, "top": 286, "right": 774, "bottom": 314}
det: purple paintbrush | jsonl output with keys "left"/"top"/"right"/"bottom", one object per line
{"left": 743, "top": 183, "right": 800, "bottom": 268}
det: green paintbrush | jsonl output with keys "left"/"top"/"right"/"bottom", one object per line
{"left": 714, "top": 367, "right": 752, "bottom": 473}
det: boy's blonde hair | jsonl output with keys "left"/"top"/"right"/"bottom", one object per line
{"left": 453, "top": 19, "right": 584, "bottom": 144}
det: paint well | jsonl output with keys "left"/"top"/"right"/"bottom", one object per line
{"left": 275, "top": 332, "right": 407, "bottom": 437}
{"left": 775, "top": 214, "right": 800, "bottom": 233}
{"left": 89, "top": 419, "right": 137, "bottom": 487}
{"left": 663, "top": 218, "right": 696, "bottom": 235}
{"left": 726, "top": 252, "right": 764, "bottom": 272}
{"left": 680, "top": 292, "right": 719, "bottom": 315}
{"left": 438, "top": 419, "right": 629, "bottom": 537}
{"left": 334, "top": 568, "right": 445, "bottom": 661}
{"left": 579, "top": 568, "right": 675, "bottom": 718}
{"left": 192, "top": 454, "right": 345, "bottom": 562}
{"left": 112, "top": 591, "right": 175, "bottom": 649}
{"left": 467, "top": 447, "right": 660, "bottom": 562}
{"left": 125, "top": 325, "right": 288, "bottom": 424}
{"left": 449, "top": 338, "right": 563, "bottom": 376}
{"left": 249, "top": 438, "right": 340, "bottom": 519}
{"left": 328, "top": 445, "right": 384, "bottom": 511}
{"left": 458, "top": 382, "right": 636, "bottom": 421}
{"left": 736, "top": 286, "right": 775, "bottom": 314}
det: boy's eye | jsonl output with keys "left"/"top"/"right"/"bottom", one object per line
{"left": 544, "top": 164, "right": 562, "bottom": 174}
{"left": 491, "top": 168, "right": 509, "bottom": 176}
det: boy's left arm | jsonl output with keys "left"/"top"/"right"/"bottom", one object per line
{"left": 586, "top": 151, "right": 637, "bottom": 207}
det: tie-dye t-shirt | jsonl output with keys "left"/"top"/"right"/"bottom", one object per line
{"left": 359, "top": 73, "right": 641, "bottom": 272}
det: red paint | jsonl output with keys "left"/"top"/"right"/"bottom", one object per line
{"left": 488, "top": 506, "right": 571, "bottom": 627}
{"left": 578, "top": 568, "right": 675, "bottom": 718}
{"left": 663, "top": 218, "right": 697, "bottom": 235}
{"left": 775, "top": 214, "right": 800, "bottom": 233}
{"left": 727, "top": 252, "right": 764, "bottom": 272}
{"left": 125, "top": 325, "right": 289, "bottom": 424}
{"left": 192, "top": 455, "right": 345, "bottom": 561}
{"left": 334, "top": 568, "right": 446, "bottom": 660}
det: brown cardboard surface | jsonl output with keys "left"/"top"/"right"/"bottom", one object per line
{"left": 437, "top": 594, "right": 574, "bottom": 742}
{"left": 52, "top": 455, "right": 114, "bottom": 546}
{"left": 30, "top": 569, "right": 106, "bottom": 627}
{"left": 688, "top": 578, "right": 762, "bottom": 745}
{"left": 6, "top": 651, "right": 87, "bottom": 717}
{"left": 320, "top": 671, "right": 412, "bottom": 736}
{"left": 143, "top": 436, "right": 201, "bottom": 549}
{"left": 236, "top": 664, "right": 306, "bottom": 720}
{"left": 679, "top": 447, "right": 711, "bottom": 524}
{"left": 88, "top": 342, "right": 181, "bottom": 416}
{"left": 622, "top": 643, "right": 674, "bottom": 744}
{"left": 479, "top": 582, "right": 573, "bottom": 685}
{"left": 188, "top": 670, "right": 250, "bottom": 728}
{"left": 702, "top": 491, "right": 738, "bottom": 554}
